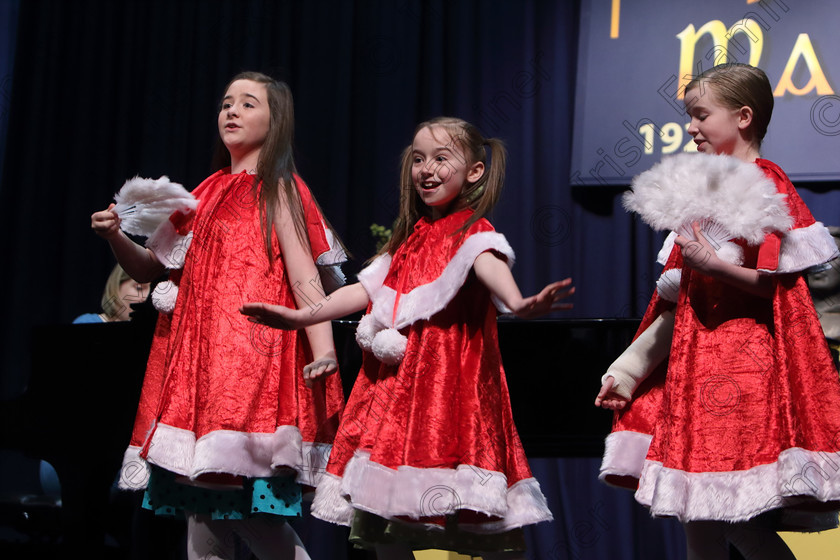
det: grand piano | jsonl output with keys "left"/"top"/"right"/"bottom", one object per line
{"left": 0, "top": 308, "right": 639, "bottom": 558}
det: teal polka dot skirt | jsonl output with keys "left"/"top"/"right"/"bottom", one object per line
{"left": 142, "top": 467, "right": 302, "bottom": 520}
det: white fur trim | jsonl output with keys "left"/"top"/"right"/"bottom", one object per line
{"left": 113, "top": 176, "right": 197, "bottom": 237}
{"left": 636, "top": 447, "right": 840, "bottom": 522}
{"left": 354, "top": 232, "right": 514, "bottom": 364}
{"left": 656, "top": 268, "right": 681, "bottom": 303}
{"left": 370, "top": 327, "right": 408, "bottom": 364}
{"left": 599, "top": 431, "right": 653, "bottom": 486}
{"left": 716, "top": 241, "right": 745, "bottom": 266}
{"left": 146, "top": 220, "right": 193, "bottom": 269}
{"left": 357, "top": 254, "right": 392, "bottom": 300}
{"left": 770, "top": 221, "right": 840, "bottom": 274}
{"left": 360, "top": 232, "right": 515, "bottom": 331}
{"left": 140, "top": 423, "right": 332, "bottom": 488}
{"left": 151, "top": 280, "right": 178, "bottom": 313}
{"left": 354, "top": 313, "right": 381, "bottom": 353}
{"left": 317, "top": 228, "right": 348, "bottom": 267}
{"left": 625, "top": 153, "right": 792, "bottom": 244}
{"left": 311, "top": 472, "right": 356, "bottom": 525}
{"left": 117, "top": 445, "right": 152, "bottom": 490}
{"left": 657, "top": 232, "right": 678, "bottom": 266}
{"left": 312, "top": 450, "right": 552, "bottom": 532}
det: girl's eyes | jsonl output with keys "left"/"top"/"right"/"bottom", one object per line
{"left": 220, "top": 101, "right": 255, "bottom": 110}
{"left": 414, "top": 155, "right": 446, "bottom": 163}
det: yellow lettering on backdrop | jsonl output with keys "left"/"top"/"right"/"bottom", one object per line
{"left": 773, "top": 33, "right": 835, "bottom": 96}
{"left": 611, "top": 0, "right": 621, "bottom": 39}
{"left": 676, "top": 19, "right": 763, "bottom": 98}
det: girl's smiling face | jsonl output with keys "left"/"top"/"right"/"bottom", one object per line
{"left": 411, "top": 126, "right": 484, "bottom": 219}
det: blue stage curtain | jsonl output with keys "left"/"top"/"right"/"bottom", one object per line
{"left": 525, "top": 457, "right": 686, "bottom": 560}
{"left": 0, "top": 0, "right": 19, "bottom": 205}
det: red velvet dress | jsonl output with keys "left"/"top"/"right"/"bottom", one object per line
{"left": 118, "top": 170, "right": 344, "bottom": 491}
{"left": 601, "top": 159, "right": 840, "bottom": 527}
{"left": 311, "top": 209, "right": 553, "bottom": 535}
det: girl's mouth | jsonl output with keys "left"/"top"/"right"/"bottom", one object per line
{"left": 420, "top": 181, "right": 439, "bottom": 191}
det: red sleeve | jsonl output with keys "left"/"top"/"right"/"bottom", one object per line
{"left": 293, "top": 173, "right": 331, "bottom": 261}
{"left": 754, "top": 159, "right": 818, "bottom": 273}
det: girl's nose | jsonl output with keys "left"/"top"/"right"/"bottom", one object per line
{"left": 686, "top": 120, "right": 698, "bottom": 136}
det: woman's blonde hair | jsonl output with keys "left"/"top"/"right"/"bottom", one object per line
{"left": 381, "top": 117, "right": 507, "bottom": 255}
{"left": 100, "top": 264, "right": 132, "bottom": 319}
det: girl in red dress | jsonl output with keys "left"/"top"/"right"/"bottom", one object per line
{"left": 242, "top": 117, "right": 575, "bottom": 559}
{"left": 91, "top": 72, "right": 346, "bottom": 560}
{"left": 596, "top": 63, "right": 840, "bottom": 560}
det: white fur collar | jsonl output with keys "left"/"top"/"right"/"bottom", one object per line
{"left": 358, "top": 231, "right": 515, "bottom": 329}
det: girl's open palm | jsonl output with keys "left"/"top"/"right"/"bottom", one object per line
{"left": 303, "top": 353, "right": 338, "bottom": 387}
{"left": 511, "top": 278, "right": 575, "bottom": 319}
{"left": 240, "top": 302, "right": 305, "bottom": 330}
{"left": 594, "top": 376, "right": 629, "bottom": 410}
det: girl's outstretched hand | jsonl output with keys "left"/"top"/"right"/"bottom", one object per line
{"left": 303, "top": 351, "right": 338, "bottom": 388}
{"left": 240, "top": 302, "right": 306, "bottom": 330}
{"left": 594, "top": 376, "right": 629, "bottom": 410}
{"left": 510, "top": 278, "right": 575, "bottom": 319}
{"left": 91, "top": 203, "right": 122, "bottom": 239}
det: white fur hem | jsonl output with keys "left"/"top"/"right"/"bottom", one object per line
{"left": 117, "top": 445, "right": 152, "bottom": 490}
{"left": 599, "top": 431, "right": 653, "bottom": 486}
{"left": 311, "top": 450, "right": 552, "bottom": 532}
{"left": 132, "top": 423, "right": 331, "bottom": 488}
{"left": 636, "top": 447, "right": 840, "bottom": 522}
{"left": 358, "top": 232, "right": 515, "bottom": 330}
{"left": 311, "top": 472, "right": 356, "bottom": 525}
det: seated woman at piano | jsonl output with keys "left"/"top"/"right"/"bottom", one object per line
{"left": 72, "top": 263, "right": 150, "bottom": 323}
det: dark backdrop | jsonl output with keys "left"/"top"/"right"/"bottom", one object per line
{"left": 5, "top": 0, "right": 840, "bottom": 558}
{"left": 0, "top": 0, "right": 671, "bottom": 395}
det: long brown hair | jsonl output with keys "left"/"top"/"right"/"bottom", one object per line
{"left": 211, "top": 72, "right": 311, "bottom": 262}
{"left": 381, "top": 117, "right": 507, "bottom": 256}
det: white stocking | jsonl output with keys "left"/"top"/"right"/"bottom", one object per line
{"left": 186, "top": 513, "right": 311, "bottom": 560}
{"left": 186, "top": 514, "right": 237, "bottom": 560}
